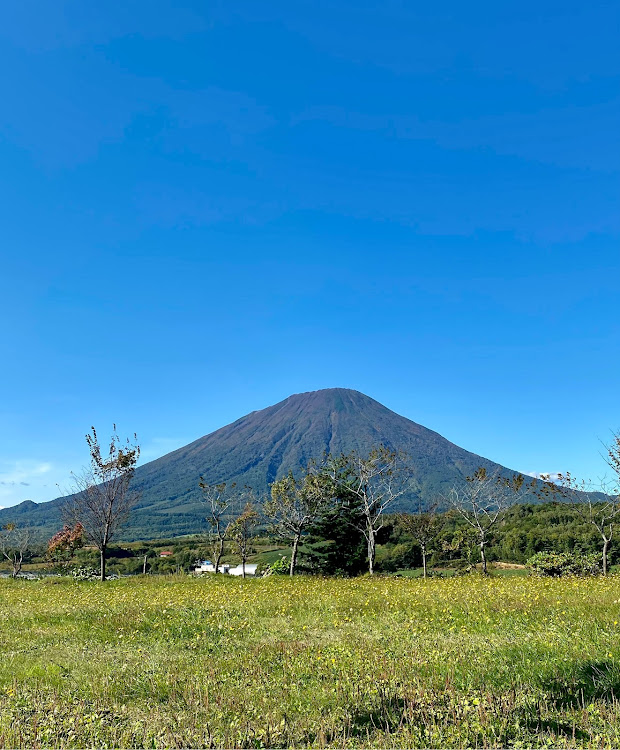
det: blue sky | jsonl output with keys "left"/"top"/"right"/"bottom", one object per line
{"left": 1, "top": 0, "right": 619, "bottom": 508}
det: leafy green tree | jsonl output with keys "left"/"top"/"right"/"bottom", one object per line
{"left": 265, "top": 471, "right": 328, "bottom": 576}
{"left": 300, "top": 494, "right": 367, "bottom": 577}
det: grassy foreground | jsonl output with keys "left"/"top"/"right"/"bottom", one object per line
{"left": 2, "top": 575, "right": 620, "bottom": 748}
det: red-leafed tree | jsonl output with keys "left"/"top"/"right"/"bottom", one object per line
{"left": 47, "top": 523, "right": 85, "bottom": 570}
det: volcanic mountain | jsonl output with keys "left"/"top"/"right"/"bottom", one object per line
{"left": 0, "top": 388, "right": 523, "bottom": 540}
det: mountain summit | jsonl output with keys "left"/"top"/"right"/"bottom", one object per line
{"left": 0, "top": 388, "right": 518, "bottom": 539}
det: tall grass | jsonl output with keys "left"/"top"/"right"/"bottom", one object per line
{"left": 1, "top": 574, "right": 620, "bottom": 747}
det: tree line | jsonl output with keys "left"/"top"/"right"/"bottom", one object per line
{"left": 3, "top": 426, "right": 620, "bottom": 580}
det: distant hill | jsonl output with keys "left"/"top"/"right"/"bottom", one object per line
{"left": 0, "top": 388, "right": 526, "bottom": 540}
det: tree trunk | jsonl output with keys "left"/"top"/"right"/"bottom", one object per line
{"left": 214, "top": 537, "right": 224, "bottom": 574}
{"left": 100, "top": 548, "right": 106, "bottom": 581}
{"left": 480, "top": 540, "right": 487, "bottom": 575}
{"left": 290, "top": 534, "right": 300, "bottom": 577}
{"left": 142, "top": 554, "right": 147, "bottom": 575}
{"left": 603, "top": 537, "right": 610, "bottom": 576}
{"left": 11, "top": 555, "right": 22, "bottom": 578}
{"left": 367, "top": 530, "right": 376, "bottom": 576}
{"left": 421, "top": 543, "right": 427, "bottom": 580}
{"left": 242, "top": 550, "right": 246, "bottom": 579}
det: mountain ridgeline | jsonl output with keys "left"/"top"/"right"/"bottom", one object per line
{"left": 0, "top": 388, "right": 525, "bottom": 540}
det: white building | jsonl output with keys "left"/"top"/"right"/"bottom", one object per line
{"left": 228, "top": 564, "right": 258, "bottom": 577}
{"left": 194, "top": 561, "right": 258, "bottom": 577}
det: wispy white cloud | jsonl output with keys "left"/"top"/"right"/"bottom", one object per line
{"left": 0, "top": 461, "right": 52, "bottom": 484}
{"left": 0, "top": 460, "right": 61, "bottom": 509}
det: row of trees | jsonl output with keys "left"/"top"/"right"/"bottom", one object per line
{"left": 395, "top": 436, "right": 620, "bottom": 576}
{"left": 4, "top": 425, "right": 617, "bottom": 581}
{"left": 200, "top": 447, "right": 414, "bottom": 577}
{"left": 201, "top": 450, "right": 544, "bottom": 577}
{"left": 201, "top": 436, "right": 620, "bottom": 579}
{"left": 537, "top": 465, "right": 620, "bottom": 575}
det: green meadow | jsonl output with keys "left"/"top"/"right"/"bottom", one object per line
{"left": 2, "top": 574, "right": 620, "bottom": 748}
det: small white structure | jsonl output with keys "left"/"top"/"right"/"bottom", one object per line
{"left": 194, "top": 560, "right": 258, "bottom": 577}
{"left": 228, "top": 564, "right": 258, "bottom": 577}
{"left": 195, "top": 560, "right": 229, "bottom": 574}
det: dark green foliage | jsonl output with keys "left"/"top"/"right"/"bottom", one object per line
{"left": 264, "top": 555, "right": 290, "bottom": 575}
{"left": 375, "top": 541, "right": 421, "bottom": 572}
{"left": 527, "top": 551, "right": 601, "bottom": 577}
{"left": 374, "top": 502, "right": 619, "bottom": 573}
{"left": 488, "top": 503, "right": 607, "bottom": 563}
{"left": 299, "top": 499, "right": 367, "bottom": 577}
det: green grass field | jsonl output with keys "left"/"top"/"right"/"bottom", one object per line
{"left": 2, "top": 574, "right": 620, "bottom": 748}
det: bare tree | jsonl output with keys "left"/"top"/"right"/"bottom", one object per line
{"left": 447, "top": 467, "right": 533, "bottom": 574}
{"left": 229, "top": 497, "right": 259, "bottom": 578}
{"left": 265, "top": 470, "right": 328, "bottom": 576}
{"left": 535, "top": 432, "right": 620, "bottom": 576}
{"left": 0, "top": 523, "right": 31, "bottom": 578}
{"left": 606, "top": 431, "right": 620, "bottom": 481}
{"left": 540, "top": 469, "right": 620, "bottom": 576}
{"left": 323, "top": 446, "right": 411, "bottom": 575}
{"left": 397, "top": 501, "right": 443, "bottom": 579}
{"left": 576, "top": 483, "right": 619, "bottom": 576}
{"left": 65, "top": 425, "right": 140, "bottom": 581}
{"left": 198, "top": 479, "right": 236, "bottom": 573}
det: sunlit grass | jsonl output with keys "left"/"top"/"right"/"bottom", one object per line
{"left": 2, "top": 574, "right": 620, "bottom": 747}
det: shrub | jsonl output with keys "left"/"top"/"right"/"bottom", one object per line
{"left": 375, "top": 542, "right": 420, "bottom": 572}
{"left": 527, "top": 551, "right": 601, "bottom": 577}
{"left": 71, "top": 566, "right": 119, "bottom": 581}
{"left": 263, "top": 556, "right": 289, "bottom": 575}
{"left": 71, "top": 566, "right": 100, "bottom": 580}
